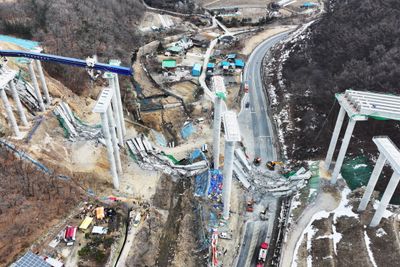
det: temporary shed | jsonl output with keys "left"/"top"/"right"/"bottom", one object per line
{"left": 79, "top": 216, "right": 93, "bottom": 230}
{"left": 44, "top": 257, "right": 64, "bottom": 267}
{"left": 192, "top": 63, "right": 202, "bottom": 76}
{"left": 227, "top": 53, "right": 236, "bottom": 60}
{"left": 92, "top": 226, "right": 108, "bottom": 235}
{"left": 220, "top": 61, "right": 230, "bottom": 68}
{"left": 96, "top": 207, "right": 105, "bottom": 220}
{"left": 166, "top": 46, "right": 183, "bottom": 54}
{"left": 207, "top": 63, "right": 215, "bottom": 70}
{"left": 162, "top": 59, "right": 177, "bottom": 69}
{"left": 235, "top": 59, "right": 245, "bottom": 68}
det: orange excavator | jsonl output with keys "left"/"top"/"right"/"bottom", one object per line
{"left": 266, "top": 161, "right": 283, "bottom": 171}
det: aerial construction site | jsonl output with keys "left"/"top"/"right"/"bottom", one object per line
{"left": 1, "top": 0, "right": 400, "bottom": 266}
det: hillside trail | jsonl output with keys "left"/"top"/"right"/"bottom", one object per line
{"left": 280, "top": 191, "right": 339, "bottom": 267}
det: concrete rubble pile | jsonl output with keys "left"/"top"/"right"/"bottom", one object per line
{"left": 127, "top": 134, "right": 209, "bottom": 177}
{"left": 53, "top": 102, "right": 103, "bottom": 141}
{"left": 0, "top": 68, "right": 42, "bottom": 114}
{"left": 250, "top": 166, "right": 311, "bottom": 198}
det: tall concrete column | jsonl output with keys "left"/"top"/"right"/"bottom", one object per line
{"left": 110, "top": 77, "right": 124, "bottom": 146}
{"left": 358, "top": 153, "right": 386, "bottom": 211}
{"left": 27, "top": 60, "right": 45, "bottom": 111}
{"left": 325, "top": 106, "right": 346, "bottom": 169}
{"left": 114, "top": 75, "right": 126, "bottom": 136}
{"left": 222, "top": 141, "right": 235, "bottom": 220}
{"left": 331, "top": 118, "right": 356, "bottom": 184}
{"left": 0, "top": 88, "right": 20, "bottom": 137}
{"left": 9, "top": 80, "right": 28, "bottom": 126}
{"left": 107, "top": 106, "right": 123, "bottom": 175}
{"left": 34, "top": 60, "right": 51, "bottom": 104}
{"left": 370, "top": 172, "right": 400, "bottom": 227}
{"left": 213, "top": 96, "right": 223, "bottom": 169}
{"left": 100, "top": 110, "right": 119, "bottom": 190}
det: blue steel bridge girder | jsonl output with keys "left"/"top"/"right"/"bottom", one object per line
{"left": 0, "top": 50, "right": 132, "bottom": 76}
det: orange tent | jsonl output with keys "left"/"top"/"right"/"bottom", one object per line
{"left": 95, "top": 207, "right": 105, "bottom": 220}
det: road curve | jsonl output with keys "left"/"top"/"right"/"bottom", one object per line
{"left": 238, "top": 31, "right": 290, "bottom": 164}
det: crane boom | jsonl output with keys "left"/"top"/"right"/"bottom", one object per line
{"left": 0, "top": 50, "right": 132, "bottom": 76}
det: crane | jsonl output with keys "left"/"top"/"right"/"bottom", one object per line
{"left": 0, "top": 50, "right": 132, "bottom": 76}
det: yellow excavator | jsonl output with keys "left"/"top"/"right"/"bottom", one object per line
{"left": 266, "top": 161, "right": 284, "bottom": 171}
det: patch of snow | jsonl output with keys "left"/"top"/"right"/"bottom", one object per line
{"left": 331, "top": 224, "right": 342, "bottom": 255}
{"left": 373, "top": 200, "right": 394, "bottom": 219}
{"left": 306, "top": 225, "right": 318, "bottom": 267}
{"left": 376, "top": 228, "right": 387, "bottom": 237}
{"left": 364, "top": 231, "right": 378, "bottom": 267}
{"left": 333, "top": 187, "right": 359, "bottom": 224}
{"left": 353, "top": 163, "right": 368, "bottom": 169}
{"left": 322, "top": 255, "right": 333, "bottom": 260}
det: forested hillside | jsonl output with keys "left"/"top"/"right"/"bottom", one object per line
{"left": 0, "top": 0, "right": 145, "bottom": 92}
{"left": 0, "top": 147, "right": 85, "bottom": 266}
{"left": 276, "top": 0, "right": 400, "bottom": 160}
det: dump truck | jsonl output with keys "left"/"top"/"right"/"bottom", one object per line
{"left": 256, "top": 242, "right": 269, "bottom": 267}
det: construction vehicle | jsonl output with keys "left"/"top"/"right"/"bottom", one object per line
{"left": 266, "top": 161, "right": 283, "bottom": 170}
{"left": 256, "top": 242, "right": 269, "bottom": 267}
{"left": 260, "top": 204, "right": 269, "bottom": 221}
{"left": 246, "top": 197, "right": 254, "bottom": 212}
{"left": 254, "top": 157, "right": 262, "bottom": 166}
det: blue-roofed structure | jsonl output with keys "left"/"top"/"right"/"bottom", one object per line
{"left": 207, "top": 63, "right": 215, "bottom": 70}
{"left": 221, "top": 61, "right": 230, "bottom": 67}
{"left": 192, "top": 63, "right": 202, "bottom": 76}
{"left": 12, "top": 251, "right": 50, "bottom": 267}
{"left": 235, "top": 59, "right": 245, "bottom": 68}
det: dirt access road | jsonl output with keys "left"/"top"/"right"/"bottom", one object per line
{"left": 280, "top": 191, "right": 339, "bottom": 267}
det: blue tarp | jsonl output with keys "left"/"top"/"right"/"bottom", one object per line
{"left": 194, "top": 170, "right": 209, "bottom": 197}
{"left": 181, "top": 122, "right": 195, "bottom": 139}
{"left": 190, "top": 148, "right": 206, "bottom": 162}
{"left": 302, "top": 2, "right": 318, "bottom": 7}
{"left": 208, "top": 169, "right": 223, "bottom": 201}
{"left": 151, "top": 129, "right": 167, "bottom": 147}
{"left": 0, "top": 35, "right": 40, "bottom": 50}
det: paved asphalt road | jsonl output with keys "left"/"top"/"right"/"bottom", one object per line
{"left": 238, "top": 32, "right": 290, "bottom": 164}
{"left": 236, "top": 32, "right": 290, "bottom": 267}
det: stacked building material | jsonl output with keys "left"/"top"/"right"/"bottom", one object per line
{"left": 126, "top": 134, "right": 209, "bottom": 177}
{"left": 53, "top": 102, "right": 102, "bottom": 141}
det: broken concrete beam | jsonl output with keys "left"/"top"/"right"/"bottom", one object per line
{"left": 233, "top": 160, "right": 251, "bottom": 189}
{"left": 234, "top": 148, "right": 252, "bottom": 171}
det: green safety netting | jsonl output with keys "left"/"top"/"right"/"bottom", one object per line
{"left": 73, "top": 114, "right": 102, "bottom": 128}
{"left": 161, "top": 151, "right": 179, "bottom": 164}
{"left": 55, "top": 115, "right": 70, "bottom": 138}
{"left": 341, "top": 156, "right": 372, "bottom": 190}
